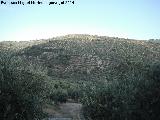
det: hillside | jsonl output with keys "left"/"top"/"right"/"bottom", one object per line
{"left": 15, "top": 34, "right": 160, "bottom": 81}
{"left": 0, "top": 34, "right": 160, "bottom": 120}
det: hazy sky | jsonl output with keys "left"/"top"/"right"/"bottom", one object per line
{"left": 0, "top": 0, "right": 160, "bottom": 41}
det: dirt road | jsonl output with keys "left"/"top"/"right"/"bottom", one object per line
{"left": 43, "top": 102, "right": 84, "bottom": 120}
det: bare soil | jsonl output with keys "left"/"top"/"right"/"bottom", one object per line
{"left": 43, "top": 102, "right": 83, "bottom": 120}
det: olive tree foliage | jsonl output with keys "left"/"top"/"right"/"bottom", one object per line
{"left": 0, "top": 52, "right": 49, "bottom": 120}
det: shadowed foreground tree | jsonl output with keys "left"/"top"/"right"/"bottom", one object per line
{"left": 0, "top": 52, "right": 49, "bottom": 120}
{"left": 81, "top": 61, "right": 160, "bottom": 120}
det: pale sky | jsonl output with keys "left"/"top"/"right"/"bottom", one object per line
{"left": 0, "top": 0, "right": 160, "bottom": 41}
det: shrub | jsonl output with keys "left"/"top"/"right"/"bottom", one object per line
{"left": 49, "top": 89, "right": 68, "bottom": 104}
